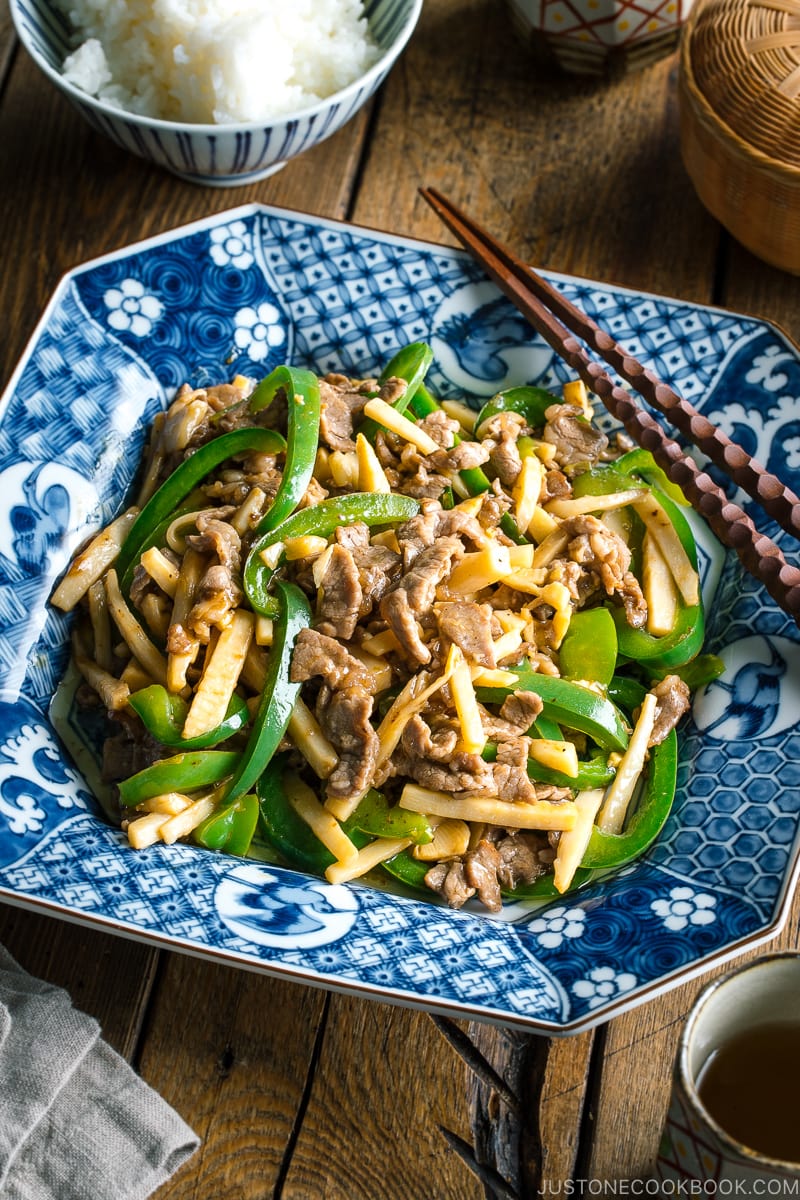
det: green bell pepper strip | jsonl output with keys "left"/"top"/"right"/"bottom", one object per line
{"left": 571, "top": 456, "right": 686, "bottom": 508}
{"left": 257, "top": 756, "right": 336, "bottom": 873}
{"left": 580, "top": 728, "right": 678, "bottom": 869}
{"left": 248, "top": 365, "right": 322, "bottom": 534}
{"left": 474, "top": 385, "right": 558, "bottom": 436}
{"left": 670, "top": 653, "right": 725, "bottom": 691}
{"left": 358, "top": 342, "right": 434, "bottom": 441}
{"left": 224, "top": 580, "right": 312, "bottom": 804}
{"left": 612, "top": 489, "right": 704, "bottom": 670}
{"left": 475, "top": 666, "right": 630, "bottom": 752}
{"left": 342, "top": 789, "right": 434, "bottom": 845}
{"left": 243, "top": 492, "right": 420, "bottom": 618}
{"left": 127, "top": 684, "right": 249, "bottom": 750}
{"left": 116, "top": 426, "right": 286, "bottom": 583}
{"left": 501, "top": 868, "right": 595, "bottom": 901}
{"left": 559, "top": 607, "right": 618, "bottom": 687}
{"left": 117, "top": 750, "right": 241, "bottom": 807}
{"left": 613, "top": 449, "right": 689, "bottom": 506}
{"left": 578, "top": 673, "right": 679, "bottom": 869}
{"left": 607, "top": 674, "right": 646, "bottom": 712}
{"left": 193, "top": 791, "right": 259, "bottom": 856}
{"left": 481, "top": 742, "right": 616, "bottom": 789}
{"left": 531, "top": 714, "right": 563, "bottom": 741}
{"left": 256, "top": 755, "right": 370, "bottom": 873}
{"left": 570, "top": 465, "right": 704, "bottom": 671}
{"left": 380, "top": 847, "right": 430, "bottom": 892}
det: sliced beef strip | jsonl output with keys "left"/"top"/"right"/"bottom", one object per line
{"left": 554, "top": 514, "right": 647, "bottom": 628}
{"left": 493, "top": 691, "right": 544, "bottom": 735}
{"left": 478, "top": 411, "right": 529, "bottom": 487}
{"left": 392, "top": 737, "right": 562, "bottom": 804}
{"left": 186, "top": 564, "right": 243, "bottom": 641}
{"left": 400, "top": 714, "right": 459, "bottom": 762}
{"left": 542, "top": 403, "right": 609, "bottom": 468}
{"left": 355, "top": 544, "right": 402, "bottom": 612}
{"left": 319, "top": 686, "right": 380, "bottom": 803}
{"left": 424, "top": 831, "right": 555, "bottom": 912}
{"left": 463, "top": 839, "right": 503, "bottom": 912}
{"left": 424, "top": 859, "right": 476, "bottom": 909}
{"left": 186, "top": 510, "right": 241, "bottom": 570}
{"left": 290, "top": 629, "right": 381, "bottom": 804}
{"left": 492, "top": 829, "right": 553, "bottom": 891}
{"left": 179, "top": 510, "right": 245, "bottom": 640}
{"left": 424, "top": 841, "right": 505, "bottom": 914}
{"left": 315, "top": 544, "right": 363, "bottom": 641}
{"left": 290, "top": 628, "right": 378, "bottom": 694}
{"left": 391, "top": 747, "right": 496, "bottom": 794}
{"left": 380, "top": 535, "right": 464, "bottom": 666}
{"left": 166, "top": 622, "right": 196, "bottom": 656}
{"left": 648, "top": 674, "right": 691, "bottom": 746}
{"left": 395, "top": 499, "right": 486, "bottom": 568}
{"left": 477, "top": 483, "right": 512, "bottom": 534}
{"left": 436, "top": 601, "right": 496, "bottom": 668}
{"left": 542, "top": 468, "right": 572, "bottom": 501}
{"left": 429, "top": 441, "right": 491, "bottom": 473}
{"left": 334, "top": 523, "right": 402, "bottom": 615}
{"left": 318, "top": 375, "right": 374, "bottom": 452}
{"left": 335, "top": 523, "right": 371, "bottom": 554}
{"left": 393, "top": 444, "right": 451, "bottom": 500}
{"left": 491, "top": 737, "right": 539, "bottom": 804}
{"left": 418, "top": 410, "right": 460, "bottom": 449}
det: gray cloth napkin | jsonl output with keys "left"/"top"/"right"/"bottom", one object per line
{"left": 0, "top": 946, "right": 199, "bottom": 1200}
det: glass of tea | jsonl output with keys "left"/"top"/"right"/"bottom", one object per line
{"left": 656, "top": 952, "right": 800, "bottom": 1188}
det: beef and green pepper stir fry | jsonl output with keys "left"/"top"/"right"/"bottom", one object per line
{"left": 52, "top": 343, "right": 719, "bottom": 912}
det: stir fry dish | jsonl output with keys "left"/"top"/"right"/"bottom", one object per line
{"left": 51, "top": 343, "right": 720, "bottom": 912}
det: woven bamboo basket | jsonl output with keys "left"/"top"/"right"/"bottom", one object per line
{"left": 679, "top": 0, "right": 800, "bottom": 274}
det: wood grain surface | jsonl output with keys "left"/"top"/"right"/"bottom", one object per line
{"left": 1, "top": 0, "right": 799, "bottom": 1196}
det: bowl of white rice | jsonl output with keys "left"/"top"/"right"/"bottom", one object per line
{"left": 10, "top": 0, "right": 422, "bottom": 186}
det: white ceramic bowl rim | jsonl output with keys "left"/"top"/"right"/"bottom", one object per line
{"left": 10, "top": 0, "right": 423, "bottom": 133}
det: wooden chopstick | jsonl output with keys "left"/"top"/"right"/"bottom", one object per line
{"left": 422, "top": 186, "right": 800, "bottom": 538}
{"left": 420, "top": 186, "right": 800, "bottom": 626}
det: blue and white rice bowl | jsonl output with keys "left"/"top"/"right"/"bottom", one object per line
{"left": 9, "top": 0, "right": 422, "bottom": 186}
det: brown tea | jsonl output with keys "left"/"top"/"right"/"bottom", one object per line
{"left": 696, "top": 1021, "right": 800, "bottom": 1163}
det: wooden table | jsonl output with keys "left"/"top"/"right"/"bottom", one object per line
{"left": 2, "top": 2, "right": 798, "bottom": 1196}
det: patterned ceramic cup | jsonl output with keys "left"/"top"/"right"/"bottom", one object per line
{"left": 656, "top": 953, "right": 800, "bottom": 1191}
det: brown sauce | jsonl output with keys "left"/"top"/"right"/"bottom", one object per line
{"left": 696, "top": 1021, "right": 800, "bottom": 1164}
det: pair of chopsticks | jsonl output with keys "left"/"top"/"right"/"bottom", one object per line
{"left": 419, "top": 186, "right": 800, "bottom": 627}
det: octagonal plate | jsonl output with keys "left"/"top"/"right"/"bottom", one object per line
{"left": 1, "top": 203, "right": 799, "bottom": 1033}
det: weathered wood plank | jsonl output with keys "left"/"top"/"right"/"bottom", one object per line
{"left": 279, "top": 996, "right": 484, "bottom": 1199}
{"left": 0, "top": 0, "right": 14, "bottom": 90}
{"left": 138, "top": 956, "right": 328, "bottom": 1199}
{"left": 352, "top": 4, "right": 716, "bottom": 303}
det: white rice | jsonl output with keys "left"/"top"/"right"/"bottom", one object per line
{"left": 56, "top": 0, "right": 381, "bottom": 124}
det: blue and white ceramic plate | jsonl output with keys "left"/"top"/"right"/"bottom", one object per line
{"left": 2, "top": 204, "right": 799, "bottom": 1034}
